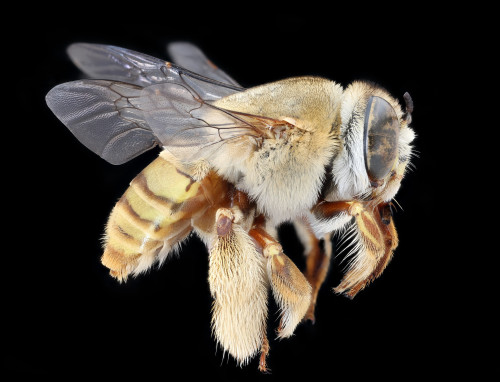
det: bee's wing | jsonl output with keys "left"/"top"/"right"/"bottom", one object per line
{"left": 48, "top": 44, "right": 296, "bottom": 165}
{"left": 46, "top": 80, "right": 157, "bottom": 165}
{"left": 167, "top": 42, "right": 241, "bottom": 87}
{"left": 67, "top": 43, "right": 167, "bottom": 86}
{"left": 46, "top": 76, "right": 290, "bottom": 165}
{"left": 66, "top": 43, "right": 243, "bottom": 96}
{"left": 47, "top": 44, "right": 250, "bottom": 164}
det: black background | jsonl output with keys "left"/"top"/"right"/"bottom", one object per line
{"left": 4, "top": 6, "right": 480, "bottom": 381}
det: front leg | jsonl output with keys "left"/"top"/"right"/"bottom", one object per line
{"left": 334, "top": 203, "right": 398, "bottom": 298}
{"left": 311, "top": 201, "right": 399, "bottom": 299}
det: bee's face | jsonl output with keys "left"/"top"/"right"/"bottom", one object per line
{"left": 324, "top": 81, "right": 415, "bottom": 204}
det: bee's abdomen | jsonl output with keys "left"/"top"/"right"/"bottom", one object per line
{"left": 101, "top": 154, "right": 209, "bottom": 281}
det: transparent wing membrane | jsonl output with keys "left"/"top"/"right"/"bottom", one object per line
{"left": 67, "top": 43, "right": 169, "bottom": 86}
{"left": 137, "top": 82, "right": 262, "bottom": 161}
{"left": 46, "top": 80, "right": 157, "bottom": 165}
{"left": 167, "top": 42, "right": 241, "bottom": 87}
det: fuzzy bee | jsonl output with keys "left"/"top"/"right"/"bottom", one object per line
{"left": 46, "top": 42, "right": 415, "bottom": 372}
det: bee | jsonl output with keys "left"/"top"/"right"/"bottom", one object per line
{"left": 46, "top": 42, "right": 415, "bottom": 372}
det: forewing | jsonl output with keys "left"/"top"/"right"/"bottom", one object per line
{"left": 46, "top": 80, "right": 157, "bottom": 165}
{"left": 167, "top": 42, "right": 241, "bottom": 87}
{"left": 136, "top": 82, "right": 268, "bottom": 161}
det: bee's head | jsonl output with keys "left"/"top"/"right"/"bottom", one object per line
{"left": 323, "top": 81, "right": 415, "bottom": 203}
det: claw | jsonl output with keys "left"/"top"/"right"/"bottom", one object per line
{"left": 304, "top": 303, "right": 316, "bottom": 324}
{"left": 258, "top": 335, "right": 271, "bottom": 373}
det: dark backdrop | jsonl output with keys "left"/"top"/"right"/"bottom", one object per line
{"left": 4, "top": 7, "right": 476, "bottom": 381}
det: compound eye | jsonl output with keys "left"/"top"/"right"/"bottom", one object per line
{"left": 364, "top": 96, "right": 400, "bottom": 182}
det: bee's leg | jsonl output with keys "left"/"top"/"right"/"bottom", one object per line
{"left": 208, "top": 207, "right": 269, "bottom": 370}
{"left": 311, "top": 201, "right": 398, "bottom": 299}
{"left": 293, "top": 219, "right": 332, "bottom": 323}
{"left": 334, "top": 202, "right": 398, "bottom": 298}
{"left": 258, "top": 329, "right": 270, "bottom": 373}
{"left": 249, "top": 219, "right": 312, "bottom": 339}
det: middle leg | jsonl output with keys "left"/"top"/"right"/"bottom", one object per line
{"left": 249, "top": 217, "right": 312, "bottom": 339}
{"left": 293, "top": 218, "right": 332, "bottom": 323}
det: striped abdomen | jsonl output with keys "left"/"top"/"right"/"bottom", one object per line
{"left": 101, "top": 152, "right": 227, "bottom": 281}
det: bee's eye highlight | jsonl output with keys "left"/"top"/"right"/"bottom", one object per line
{"left": 363, "top": 96, "right": 400, "bottom": 182}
